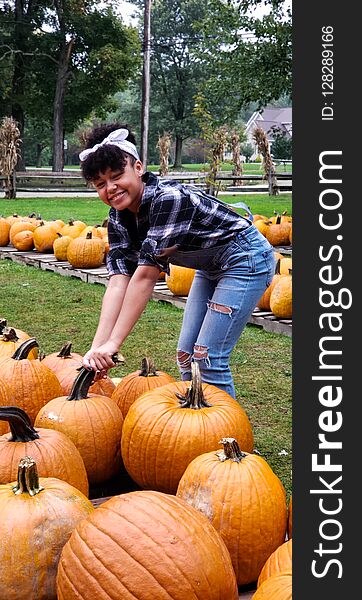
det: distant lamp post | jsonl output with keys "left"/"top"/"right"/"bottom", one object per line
{"left": 140, "top": 0, "right": 151, "bottom": 168}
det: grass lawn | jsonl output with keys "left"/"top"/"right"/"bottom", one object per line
{"left": 0, "top": 193, "right": 292, "bottom": 224}
{"left": 0, "top": 259, "right": 292, "bottom": 498}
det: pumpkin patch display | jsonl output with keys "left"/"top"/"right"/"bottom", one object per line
{"left": 257, "top": 539, "right": 292, "bottom": 588}
{"left": 251, "top": 571, "right": 292, "bottom": 600}
{"left": 0, "top": 456, "right": 93, "bottom": 600}
{"left": 0, "top": 406, "right": 89, "bottom": 496}
{"left": 35, "top": 366, "right": 124, "bottom": 485}
{"left": 111, "top": 356, "right": 176, "bottom": 418}
{"left": 121, "top": 362, "right": 254, "bottom": 494}
{"left": 56, "top": 490, "right": 239, "bottom": 600}
{"left": 9, "top": 219, "right": 37, "bottom": 244}
{"left": 67, "top": 231, "right": 105, "bottom": 268}
{"left": 177, "top": 437, "right": 287, "bottom": 586}
{"left": 0, "top": 338, "right": 63, "bottom": 425}
{"left": 257, "top": 259, "right": 283, "bottom": 311}
{"left": 165, "top": 263, "right": 196, "bottom": 296}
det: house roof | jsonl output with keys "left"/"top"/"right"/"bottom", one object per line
{"left": 246, "top": 106, "right": 292, "bottom": 140}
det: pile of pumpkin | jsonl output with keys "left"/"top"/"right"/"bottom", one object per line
{"left": 0, "top": 213, "right": 109, "bottom": 268}
{"left": 253, "top": 211, "right": 292, "bottom": 246}
{"left": 0, "top": 317, "right": 292, "bottom": 600}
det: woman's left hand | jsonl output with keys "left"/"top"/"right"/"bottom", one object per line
{"left": 83, "top": 341, "right": 120, "bottom": 373}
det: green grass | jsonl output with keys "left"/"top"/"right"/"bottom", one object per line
{"left": 0, "top": 259, "right": 292, "bottom": 498}
{"left": 29, "top": 162, "right": 293, "bottom": 174}
{"left": 0, "top": 193, "right": 292, "bottom": 225}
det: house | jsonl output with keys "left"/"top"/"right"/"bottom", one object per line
{"left": 245, "top": 106, "right": 292, "bottom": 160}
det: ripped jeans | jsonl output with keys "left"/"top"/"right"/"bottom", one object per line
{"left": 176, "top": 225, "right": 275, "bottom": 398}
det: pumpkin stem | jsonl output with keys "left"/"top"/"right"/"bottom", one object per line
{"left": 175, "top": 361, "right": 212, "bottom": 409}
{"left": 12, "top": 456, "right": 44, "bottom": 496}
{"left": 275, "top": 215, "right": 282, "bottom": 224}
{"left": 56, "top": 341, "right": 74, "bottom": 358}
{"left": 140, "top": 357, "right": 157, "bottom": 377}
{"left": 275, "top": 258, "right": 281, "bottom": 275}
{"left": 1, "top": 326, "right": 19, "bottom": 342}
{"left": 217, "top": 438, "right": 247, "bottom": 462}
{"left": 11, "top": 338, "right": 39, "bottom": 360}
{"left": 67, "top": 366, "right": 95, "bottom": 400}
{"left": 86, "top": 231, "right": 93, "bottom": 239}
{"left": 0, "top": 406, "right": 40, "bottom": 442}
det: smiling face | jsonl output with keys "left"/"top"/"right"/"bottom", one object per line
{"left": 93, "top": 159, "right": 145, "bottom": 213}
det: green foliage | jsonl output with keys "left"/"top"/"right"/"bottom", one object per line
{"left": 194, "top": 0, "right": 292, "bottom": 124}
{"left": 270, "top": 126, "right": 292, "bottom": 160}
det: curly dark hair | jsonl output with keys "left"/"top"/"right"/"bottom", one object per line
{"left": 80, "top": 122, "right": 138, "bottom": 181}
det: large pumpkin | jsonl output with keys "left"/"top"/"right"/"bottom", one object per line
{"left": 56, "top": 490, "right": 239, "bottom": 600}
{"left": 251, "top": 571, "right": 292, "bottom": 600}
{"left": 67, "top": 231, "right": 105, "bottom": 268}
{"left": 166, "top": 263, "right": 196, "bottom": 296}
{"left": 0, "top": 406, "right": 89, "bottom": 496}
{"left": 0, "top": 456, "right": 93, "bottom": 600}
{"left": 40, "top": 341, "right": 84, "bottom": 374}
{"left": 121, "top": 362, "right": 254, "bottom": 494}
{"left": 265, "top": 215, "right": 291, "bottom": 246}
{"left": 257, "top": 259, "right": 284, "bottom": 311}
{"left": 35, "top": 366, "right": 124, "bottom": 485}
{"left": 60, "top": 219, "right": 87, "bottom": 238}
{"left": 53, "top": 233, "right": 72, "bottom": 260}
{"left": 257, "top": 539, "right": 292, "bottom": 588}
{"left": 177, "top": 438, "right": 287, "bottom": 586}
{"left": 33, "top": 221, "right": 62, "bottom": 252}
{"left": 111, "top": 356, "right": 176, "bottom": 418}
{"left": 0, "top": 216, "right": 11, "bottom": 245}
{"left": 0, "top": 338, "right": 63, "bottom": 426}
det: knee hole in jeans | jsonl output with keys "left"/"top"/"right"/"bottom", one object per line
{"left": 208, "top": 301, "right": 232, "bottom": 315}
{"left": 177, "top": 350, "right": 192, "bottom": 369}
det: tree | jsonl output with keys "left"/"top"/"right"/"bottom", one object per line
{"left": 195, "top": 0, "right": 292, "bottom": 124}
{"left": 270, "top": 126, "right": 292, "bottom": 160}
{"left": 1, "top": 1, "right": 140, "bottom": 171}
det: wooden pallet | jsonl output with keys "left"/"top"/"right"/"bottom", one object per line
{"left": 0, "top": 246, "right": 292, "bottom": 336}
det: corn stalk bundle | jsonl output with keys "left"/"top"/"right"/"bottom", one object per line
{"left": 206, "top": 125, "right": 228, "bottom": 196}
{"left": 0, "top": 116, "right": 21, "bottom": 199}
{"left": 252, "top": 126, "right": 279, "bottom": 196}
{"left": 156, "top": 132, "right": 171, "bottom": 176}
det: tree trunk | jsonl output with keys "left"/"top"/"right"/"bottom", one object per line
{"left": 173, "top": 135, "right": 183, "bottom": 169}
{"left": 11, "top": 0, "right": 28, "bottom": 171}
{"left": 36, "top": 144, "right": 43, "bottom": 168}
{"left": 52, "top": 38, "right": 75, "bottom": 172}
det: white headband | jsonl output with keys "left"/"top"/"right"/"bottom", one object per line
{"left": 79, "top": 128, "right": 140, "bottom": 162}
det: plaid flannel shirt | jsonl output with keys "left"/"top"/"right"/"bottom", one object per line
{"left": 106, "top": 172, "right": 251, "bottom": 277}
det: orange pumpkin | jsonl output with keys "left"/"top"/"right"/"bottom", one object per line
{"left": 121, "top": 362, "right": 254, "bottom": 494}
{"left": 78, "top": 225, "right": 104, "bottom": 239}
{"left": 67, "top": 231, "right": 105, "bottom": 268}
{"left": 166, "top": 263, "right": 196, "bottom": 296}
{"left": 257, "top": 539, "right": 292, "bottom": 587}
{"left": 0, "top": 322, "right": 38, "bottom": 360}
{"left": 265, "top": 215, "right": 291, "bottom": 246}
{"left": 9, "top": 220, "right": 37, "bottom": 244}
{"left": 251, "top": 571, "right": 292, "bottom": 600}
{"left": 111, "top": 356, "right": 176, "bottom": 418}
{"left": 0, "top": 456, "right": 93, "bottom": 600}
{"left": 0, "top": 217, "right": 11, "bottom": 246}
{"left": 60, "top": 219, "right": 87, "bottom": 239}
{"left": 35, "top": 367, "right": 124, "bottom": 485}
{"left": 56, "top": 490, "right": 239, "bottom": 600}
{"left": 279, "top": 256, "right": 292, "bottom": 275}
{"left": 0, "top": 338, "right": 63, "bottom": 425}
{"left": 54, "top": 360, "right": 116, "bottom": 397}
{"left": 12, "top": 230, "right": 35, "bottom": 251}
{"left": 53, "top": 233, "right": 72, "bottom": 261}
{"left": 40, "top": 342, "right": 84, "bottom": 375}
{"left": 177, "top": 438, "right": 287, "bottom": 586}
{"left": 0, "top": 406, "right": 89, "bottom": 496}
{"left": 270, "top": 270, "right": 292, "bottom": 318}
{"left": 33, "top": 221, "right": 62, "bottom": 252}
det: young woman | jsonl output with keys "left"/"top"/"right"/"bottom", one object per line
{"left": 80, "top": 123, "right": 275, "bottom": 398}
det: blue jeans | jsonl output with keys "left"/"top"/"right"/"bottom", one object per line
{"left": 176, "top": 225, "right": 275, "bottom": 398}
